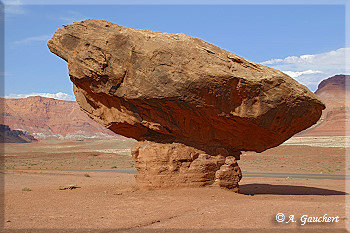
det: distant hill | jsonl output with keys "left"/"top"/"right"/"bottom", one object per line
{"left": 0, "top": 124, "right": 38, "bottom": 143}
{"left": 1, "top": 96, "right": 117, "bottom": 139}
{"left": 299, "top": 74, "right": 349, "bottom": 136}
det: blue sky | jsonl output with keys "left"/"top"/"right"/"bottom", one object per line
{"left": 2, "top": 2, "right": 348, "bottom": 100}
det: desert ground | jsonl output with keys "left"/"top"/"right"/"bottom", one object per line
{"left": 2, "top": 136, "right": 349, "bottom": 232}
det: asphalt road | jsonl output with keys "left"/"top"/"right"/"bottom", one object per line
{"left": 242, "top": 172, "right": 350, "bottom": 180}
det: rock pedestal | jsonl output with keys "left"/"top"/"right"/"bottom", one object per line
{"left": 214, "top": 156, "right": 242, "bottom": 192}
{"left": 131, "top": 141, "right": 242, "bottom": 192}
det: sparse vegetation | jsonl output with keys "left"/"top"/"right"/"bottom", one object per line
{"left": 22, "top": 187, "right": 32, "bottom": 191}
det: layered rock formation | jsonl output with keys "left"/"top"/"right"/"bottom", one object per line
{"left": 48, "top": 20, "right": 324, "bottom": 191}
{"left": 300, "top": 75, "right": 349, "bottom": 136}
{"left": 0, "top": 124, "right": 38, "bottom": 143}
{"left": 1, "top": 96, "right": 117, "bottom": 139}
{"left": 132, "top": 141, "right": 241, "bottom": 190}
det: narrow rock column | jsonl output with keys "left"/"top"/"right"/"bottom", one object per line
{"left": 131, "top": 141, "right": 242, "bottom": 192}
{"left": 214, "top": 156, "right": 242, "bottom": 193}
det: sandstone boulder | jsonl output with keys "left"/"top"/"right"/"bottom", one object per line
{"left": 48, "top": 20, "right": 325, "bottom": 191}
{"left": 47, "top": 19, "right": 324, "bottom": 153}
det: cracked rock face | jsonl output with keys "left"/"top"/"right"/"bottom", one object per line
{"left": 132, "top": 141, "right": 242, "bottom": 191}
{"left": 48, "top": 20, "right": 325, "bottom": 191}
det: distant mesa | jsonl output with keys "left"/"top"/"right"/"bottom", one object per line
{"left": 1, "top": 96, "right": 118, "bottom": 139}
{"left": 299, "top": 74, "right": 349, "bottom": 137}
{"left": 0, "top": 124, "right": 38, "bottom": 143}
{"left": 315, "top": 74, "right": 350, "bottom": 96}
{"left": 48, "top": 19, "right": 325, "bottom": 192}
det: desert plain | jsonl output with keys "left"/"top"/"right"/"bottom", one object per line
{"left": 2, "top": 136, "right": 349, "bottom": 232}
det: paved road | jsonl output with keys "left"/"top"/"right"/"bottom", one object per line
{"left": 242, "top": 172, "right": 349, "bottom": 180}
{"left": 3, "top": 169, "right": 349, "bottom": 180}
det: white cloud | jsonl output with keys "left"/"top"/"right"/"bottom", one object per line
{"left": 6, "top": 92, "right": 75, "bottom": 101}
{"left": 262, "top": 48, "right": 348, "bottom": 67}
{"left": 261, "top": 47, "right": 350, "bottom": 91}
{"left": 3, "top": 0, "right": 26, "bottom": 15}
{"left": 282, "top": 70, "right": 323, "bottom": 78}
{"left": 12, "top": 34, "right": 52, "bottom": 46}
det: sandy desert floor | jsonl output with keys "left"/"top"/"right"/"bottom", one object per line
{"left": 1, "top": 136, "right": 350, "bottom": 232}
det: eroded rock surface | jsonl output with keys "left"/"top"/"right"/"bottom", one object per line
{"left": 214, "top": 156, "right": 242, "bottom": 192}
{"left": 132, "top": 141, "right": 242, "bottom": 191}
{"left": 48, "top": 20, "right": 325, "bottom": 191}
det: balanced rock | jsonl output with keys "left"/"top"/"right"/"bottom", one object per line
{"left": 48, "top": 20, "right": 324, "bottom": 191}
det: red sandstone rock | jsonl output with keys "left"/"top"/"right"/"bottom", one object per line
{"left": 48, "top": 19, "right": 324, "bottom": 153}
{"left": 131, "top": 141, "right": 243, "bottom": 190}
{"left": 214, "top": 156, "right": 242, "bottom": 192}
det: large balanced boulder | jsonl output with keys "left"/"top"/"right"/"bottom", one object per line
{"left": 48, "top": 20, "right": 324, "bottom": 191}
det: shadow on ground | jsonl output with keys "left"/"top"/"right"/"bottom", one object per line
{"left": 239, "top": 184, "right": 348, "bottom": 195}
